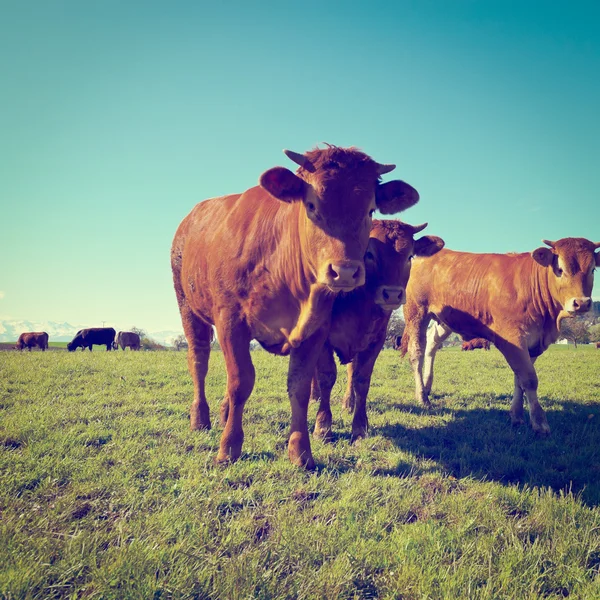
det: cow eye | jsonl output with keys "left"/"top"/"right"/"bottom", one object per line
{"left": 556, "top": 267, "right": 563, "bottom": 276}
{"left": 307, "top": 202, "right": 315, "bottom": 212}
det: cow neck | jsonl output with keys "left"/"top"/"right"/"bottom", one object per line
{"left": 529, "top": 256, "right": 563, "bottom": 330}
{"left": 292, "top": 201, "right": 320, "bottom": 295}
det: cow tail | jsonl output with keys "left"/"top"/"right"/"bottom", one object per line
{"left": 400, "top": 330, "right": 409, "bottom": 357}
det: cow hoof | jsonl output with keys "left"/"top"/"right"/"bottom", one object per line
{"left": 532, "top": 422, "right": 551, "bottom": 437}
{"left": 351, "top": 432, "right": 367, "bottom": 445}
{"left": 313, "top": 427, "right": 333, "bottom": 443}
{"left": 215, "top": 446, "right": 243, "bottom": 465}
{"left": 190, "top": 421, "right": 211, "bottom": 432}
{"left": 510, "top": 413, "right": 525, "bottom": 427}
{"left": 288, "top": 432, "right": 315, "bottom": 469}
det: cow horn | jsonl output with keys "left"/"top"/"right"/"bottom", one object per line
{"left": 594, "top": 241, "right": 600, "bottom": 249}
{"left": 410, "top": 222, "right": 428, "bottom": 234}
{"left": 283, "top": 149, "right": 315, "bottom": 172}
{"left": 376, "top": 163, "right": 396, "bottom": 175}
{"left": 542, "top": 239, "right": 556, "bottom": 248}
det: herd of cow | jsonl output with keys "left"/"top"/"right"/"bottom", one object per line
{"left": 15, "top": 329, "right": 141, "bottom": 352}
{"left": 171, "top": 144, "right": 599, "bottom": 468}
{"left": 14, "top": 144, "right": 599, "bottom": 470}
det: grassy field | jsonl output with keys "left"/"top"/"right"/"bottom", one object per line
{"left": 1, "top": 346, "right": 600, "bottom": 599}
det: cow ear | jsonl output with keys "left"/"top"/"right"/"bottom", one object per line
{"left": 414, "top": 235, "right": 445, "bottom": 257}
{"left": 375, "top": 180, "right": 419, "bottom": 215}
{"left": 260, "top": 167, "right": 307, "bottom": 203}
{"left": 532, "top": 247, "right": 554, "bottom": 267}
{"left": 595, "top": 251, "right": 600, "bottom": 267}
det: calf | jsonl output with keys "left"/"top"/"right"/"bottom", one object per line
{"left": 311, "top": 220, "right": 444, "bottom": 442}
{"left": 402, "top": 238, "right": 599, "bottom": 434}
{"left": 16, "top": 332, "right": 49, "bottom": 351}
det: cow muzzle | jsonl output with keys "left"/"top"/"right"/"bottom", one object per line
{"left": 322, "top": 260, "right": 365, "bottom": 292}
{"left": 375, "top": 286, "right": 405, "bottom": 310}
{"left": 565, "top": 296, "right": 592, "bottom": 314}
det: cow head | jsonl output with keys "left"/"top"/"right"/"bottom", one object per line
{"left": 259, "top": 145, "right": 420, "bottom": 293}
{"left": 532, "top": 238, "right": 600, "bottom": 314}
{"left": 365, "top": 220, "right": 445, "bottom": 311}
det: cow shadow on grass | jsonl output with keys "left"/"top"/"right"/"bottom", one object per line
{"left": 370, "top": 394, "right": 600, "bottom": 506}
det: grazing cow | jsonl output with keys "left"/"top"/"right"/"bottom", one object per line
{"left": 461, "top": 338, "right": 491, "bottom": 351}
{"left": 596, "top": 342, "right": 600, "bottom": 349}
{"left": 402, "top": 238, "right": 600, "bottom": 434}
{"left": 172, "top": 144, "right": 420, "bottom": 468}
{"left": 115, "top": 331, "right": 141, "bottom": 351}
{"left": 394, "top": 335, "right": 403, "bottom": 350}
{"left": 311, "top": 220, "right": 444, "bottom": 442}
{"left": 67, "top": 327, "right": 116, "bottom": 351}
{"left": 16, "top": 332, "right": 49, "bottom": 351}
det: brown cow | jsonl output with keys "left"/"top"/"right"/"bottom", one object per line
{"left": 596, "top": 342, "right": 600, "bottom": 349}
{"left": 16, "top": 332, "right": 49, "bottom": 351}
{"left": 115, "top": 331, "right": 141, "bottom": 351}
{"left": 172, "top": 145, "right": 420, "bottom": 468}
{"left": 402, "top": 238, "right": 600, "bottom": 434}
{"left": 311, "top": 220, "right": 444, "bottom": 442}
{"left": 461, "top": 338, "right": 491, "bottom": 351}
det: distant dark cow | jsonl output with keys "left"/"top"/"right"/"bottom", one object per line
{"left": 172, "top": 144, "right": 420, "bottom": 468}
{"left": 67, "top": 327, "right": 116, "bottom": 351}
{"left": 115, "top": 331, "right": 141, "bottom": 351}
{"left": 16, "top": 332, "right": 49, "bottom": 351}
{"left": 402, "top": 237, "right": 599, "bottom": 435}
{"left": 394, "top": 335, "right": 403, "bottom": 350}
{"left": 310, "top": 220, "right": 444, "bottom": 442}
{"left": 461, "top": 338, "right": 491, "bottom": 351}
{"left": 596, "top": 342, "right": 600, "bottom": 349}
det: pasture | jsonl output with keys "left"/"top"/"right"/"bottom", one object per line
{"left": 1, "top": 346, "right": 600, "bottom": 599}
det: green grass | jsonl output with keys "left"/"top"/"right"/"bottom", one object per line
{"left": 1, "top": 346, "right": 600, "bottom": 599}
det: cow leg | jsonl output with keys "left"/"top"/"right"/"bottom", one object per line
{"left": 350, "top": 336, "right": 386, "bottom": 443}
{"left": 215, "top": 322, "right": 255, "bottom": 464}
{"left": 406, "top": 313, "right": 432, "bottom": 407}
{"left": 310, "top": 371, "right": 321, "bottom": 402}
{"left": 287, "top": 325, "right": 329, "bottom": 469}
{"left": 423, "top": 322, "right": 452, "bottom": 394}
{"left": 313, "top": 346, "right": 337, "bottom": 442}
{"left": 496, "top": 342, "right": 549, "bottom": 435}
{"left": 341, "top": 362, "right": 356, "bottom": 412}
{"left": 510, "top": 357, "right": 537, "bottom": 427}
{"left": 219, "top": 394, "right": 229, "bottom": 427}
{"left": 178, "top": 306, "right": 213, "bottom": 431}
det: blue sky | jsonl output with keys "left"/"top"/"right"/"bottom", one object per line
{"left": 1, "top": 1, "right": 599, "bottom": 332}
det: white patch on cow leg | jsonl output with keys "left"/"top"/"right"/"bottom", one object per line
{"left": 510, "top": 357, "right": 535, "bottom": 426}
{"left": 423, "top": 322, "right": 452, "bottom": 394}
{"left": 497, "top": 342, "right": 550, "bottom": 435}
{"left": 407, "top": 316, "right": 431, "bottom": 407}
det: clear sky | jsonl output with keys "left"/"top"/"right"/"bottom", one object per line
{"left": 1, "top": 0, "right": 599, "bottom": 332}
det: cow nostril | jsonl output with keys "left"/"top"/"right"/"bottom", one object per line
{"left": 383, "top": 290, "right": 389, "bottom": 300}
{"left": 352, "top": 267, "right": 360, "bottom": 280}
{"left": 328, "top": 264, "right": 339, "bottom": 281}
{"left": 573, "top": 300, "right": 580, "bottom": 309}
